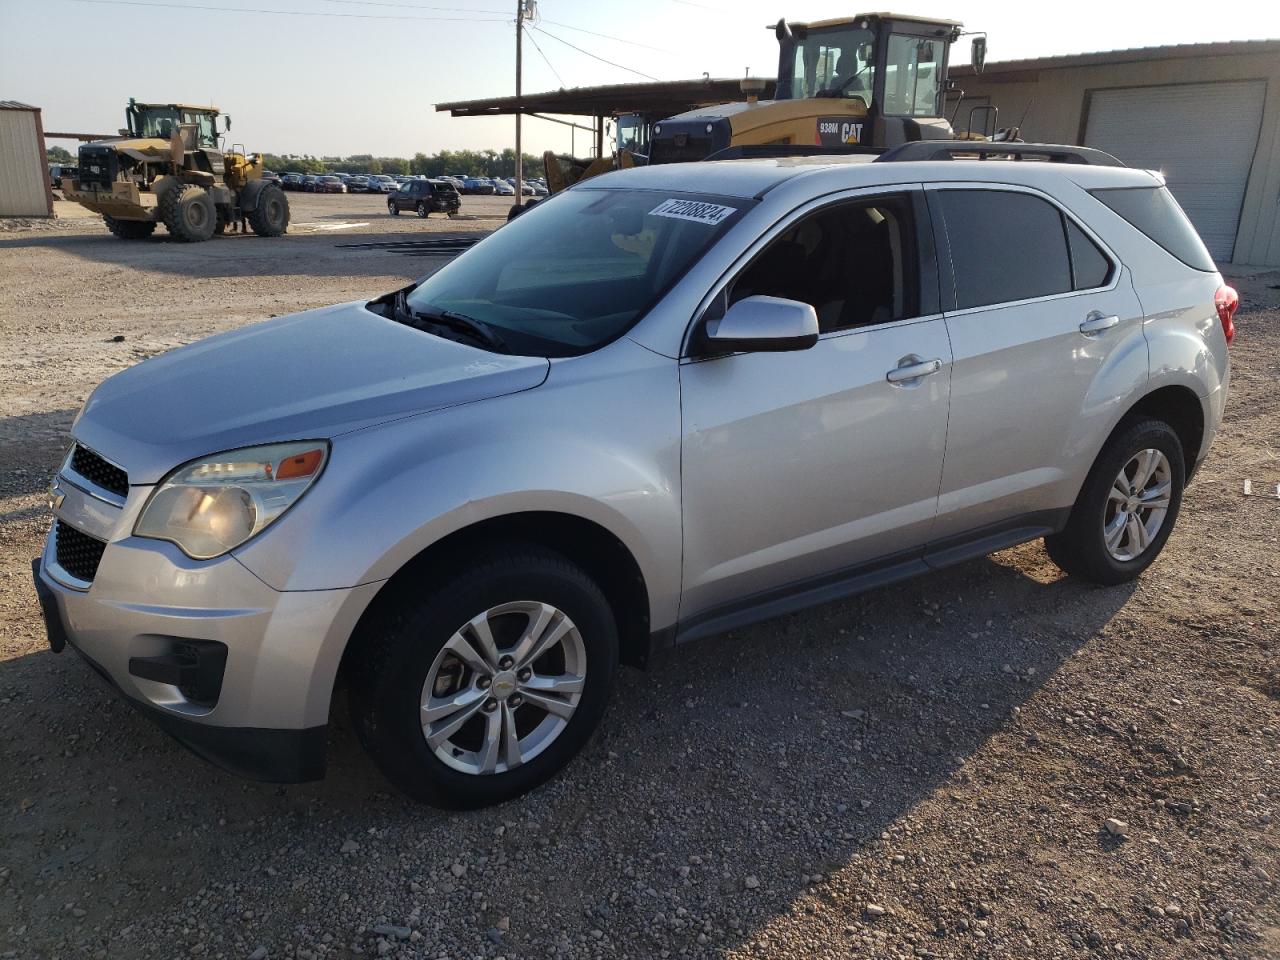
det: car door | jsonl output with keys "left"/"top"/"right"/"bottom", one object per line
{"left": 679, "top": 188, "right": 953, "bottom": 623}
{"left": 926, "top": 183, "right": 1147, "bottom": 543}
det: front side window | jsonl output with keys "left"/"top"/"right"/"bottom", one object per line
{"left": 938, "top": 190, "right": 1073, "bottom": 309}
{"left": 729, "top": 194, "right": 918, "bottom": 332}
{"left": 397, "top": 182, "right": 411, "bottom": 193}
{"left": 784, "top": 26, "right": 876, "bottom": 102}
{"left": 883, "top": 35, "right": 945, "bottom": 117}
{"left": 404, "top": 189, "right": 752, "bottom": 356}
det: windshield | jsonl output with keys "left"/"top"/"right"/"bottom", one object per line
{"left": 135, "top": 108, "right": 181, "bottom": 139}
{"left": 883, "top": 35, "right": 946, "bottom": 116}
{"left": 403, "top": 188, "right": 752, "bottom": 357}
{"left": 781, "top": 25, "right": 876, "bottom": 101}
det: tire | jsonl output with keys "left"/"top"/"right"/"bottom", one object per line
{"left": 1044, "top": 418, "right": 1185, "bottom": 585}
{"left": 416, "top": 202, "right": 428, "bottom": 218}
{"left": 348, "top": 544, "right": 619, "bottom": 808}
{"left": 103, "top": 216, "right": 156, "bottom": 240}
{"left": 388, "top": 201, "right": 399, "bottom": 216}
{"left": 159, "top": 184, "right": 216, "bottom": 242}
{"left": 247, "top": 185, "right": 289, "bottom": 237}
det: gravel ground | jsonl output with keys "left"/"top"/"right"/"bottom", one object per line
{"left": 0, "top": 194, "right": 1277, "bottom": 960}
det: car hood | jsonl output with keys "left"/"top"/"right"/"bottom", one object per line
{"left": 73, "top": 301, "right": 549, "bottom": 484}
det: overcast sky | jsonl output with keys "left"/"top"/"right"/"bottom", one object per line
{"left": 3, "top": 0, "right": 1278, "bottom": 159}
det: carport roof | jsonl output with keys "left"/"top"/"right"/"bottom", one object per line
{"left": 436, "top": 77, "right": 776, "bottom": 119}
{"left": 950, "top": 38, "right": 1280, "bottom": 80}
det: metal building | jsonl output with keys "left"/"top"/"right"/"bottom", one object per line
{"left": 0, "top": 101, "right": 53, "bottom": 218}
{"left": 949, "top": 40, "right": 1280, "bottom": 266}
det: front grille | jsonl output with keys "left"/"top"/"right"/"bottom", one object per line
{"left": 69, "top": 444, "right": 128, "bottom": 498}
{"left": 55, "top": 520, "right": 107, "bottom": 583}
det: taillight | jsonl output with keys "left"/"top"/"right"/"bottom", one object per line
{"left": 1214, "top": 285, "right": 1238, "bottom": 344}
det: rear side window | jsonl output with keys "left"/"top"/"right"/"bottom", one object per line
{"left": 1066, "top": 219, "right": 1113, "bottom": 289}
{"left": 937, "top": 190, "right": 1072, "bottom": 309}
{"left": 1089, "top": 186, "right": 1216, "bottom": 272}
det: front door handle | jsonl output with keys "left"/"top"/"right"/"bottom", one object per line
{"left": 1079, "top": 311, "right": 1120, "bottom": 336}
{"left": 886, "top": 357, "right": 944, "bottom": 384}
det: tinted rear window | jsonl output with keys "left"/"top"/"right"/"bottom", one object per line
{"left": 1089, "top": 186, "right": 1215, "bottom": 272}
{"left": 1066, "top": 219, "right": 1112, "bottom": 289}
{"left": 938, "top": 190, "right": 1072, "bottom": 309}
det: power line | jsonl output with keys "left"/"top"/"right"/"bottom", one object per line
{"left": 66, "top": 0, "right": 510, "bottom": 22}
{"left": 522, "top": 24, "right": 566, "bottom": 88}
{"left": 319, "top": 0, "right": 509, "bottom": 14}
{"left": 538, "top": 17, "right": 671, "bottom": 54}
{"left": 532, "top": 24, "right": 659, "bottom": 82}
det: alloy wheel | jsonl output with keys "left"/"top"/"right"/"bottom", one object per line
{"left": 1102, "top": 448, "right": 1172, "bottom": 561}
{"left": 420, "top": 601, "right": 586, "bottom": 775}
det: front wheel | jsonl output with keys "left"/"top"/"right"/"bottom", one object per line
{"left": 388, "top": 201, "right": 399, "bottom": 216}
{"left": 103, "top": 216, "right": 156, "bottom": 240}
{"left": 247, "top": 185, "right": 289, "bottom": 237}
{"left": 1045, "top": 418, "right": 1185, "bottom": 585}
{"left": 348, "top": 545, "right": 618, "bottom": 807}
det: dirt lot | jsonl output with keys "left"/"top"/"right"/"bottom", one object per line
{"left": 0, "top": 192, "right": 1277, "bottom": 960}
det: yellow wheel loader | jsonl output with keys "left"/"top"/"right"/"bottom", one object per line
{"left": 62, "top": 99, "right": 289, "bottom": 242}
{"left": 649, "top": 13, "right": 996, "bottom": 163}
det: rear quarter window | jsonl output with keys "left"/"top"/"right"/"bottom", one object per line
{"left": 1089, "top": 186, "right": 1216, "bottom": 273}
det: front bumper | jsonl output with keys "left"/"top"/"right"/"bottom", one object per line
{"left": 34, "top": 559, "right": 327, "bottom": 781}
{"left": 35, "top": 483, "right": 382, "bottom": 781}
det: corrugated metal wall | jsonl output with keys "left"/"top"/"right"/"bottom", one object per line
{"left": 0, "top": 109, "right": 51, "bottom": 217}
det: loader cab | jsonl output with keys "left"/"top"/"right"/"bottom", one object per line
{"left": 616, "top": 113, "right": 651, "bottom": 163}
{"left": 126, "top": 101, "right": 221, "bottom": 148}
{"left": 776, "top": 14, "right": 962, "bottom": 145}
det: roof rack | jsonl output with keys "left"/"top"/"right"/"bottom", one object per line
{"left": 704, "top": 144, "right": 885, "bottom": 162}
{"left": 875, "top": 142, "right": 1125, "bottom": 167}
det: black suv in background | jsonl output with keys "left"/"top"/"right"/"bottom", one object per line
{"left": 387, "top": 179, "right": 461, "bottom": 218}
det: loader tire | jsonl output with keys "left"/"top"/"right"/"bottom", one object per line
{"left": 247, "top": 185, "right": 289, "bottom": 237}
{"left": 103, "top": 216, "right": 156, "bottom": 240}
{"left": 160, "top": 184, "right": 217, "bottom": 242}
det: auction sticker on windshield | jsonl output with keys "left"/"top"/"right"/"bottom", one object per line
{"left": 648, "top": 198, "right": 738, "bottom": 226}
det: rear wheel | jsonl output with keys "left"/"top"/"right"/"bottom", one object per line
{"left": 103, "top": 216, "right": 156, "bottom": 240}
{"left": 416, "top": 202, "right": 429, "bottom": 218}
{"left": 1045, "top": 418, "right": 1185, "bottom": 585}
{"left": 247, "top": 185, "right": 289, "bottom": 237}
{"left": 348, "top": 544, "right": 618, "bottom": 808}
{"left": 159, "top": 184, "right": 216, "bottom": 242}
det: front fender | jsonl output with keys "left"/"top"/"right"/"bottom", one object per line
{"left": 232, "top": 338, "right": 683, "bottom": 630}
{"left": 238, "top": 178, "right": 273, "bottom": 211}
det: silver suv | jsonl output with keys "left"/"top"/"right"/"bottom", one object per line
{"left": 33, "top": 144, "right": 1235, "bottom": 807}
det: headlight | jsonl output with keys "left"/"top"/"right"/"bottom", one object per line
{"left": 135, "top": 441, "right": 328, "bottom": 560}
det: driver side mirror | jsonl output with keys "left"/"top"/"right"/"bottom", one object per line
{"left": 970, "top": 36, "right": 987, "bottom": 73}
{"left": 705, "top": 295, "right": 819, "bottom": 353}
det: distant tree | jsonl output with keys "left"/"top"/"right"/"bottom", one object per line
{"left": 47, "top": 145, "right": 74, "bottom": 163}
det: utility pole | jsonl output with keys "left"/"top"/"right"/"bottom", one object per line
{"left": 514, "top": 0, "right": 526, "bottom": 208}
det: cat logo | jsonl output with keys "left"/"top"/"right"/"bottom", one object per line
{"left": 817, "top": 118, "right": 864, "bottom": 147}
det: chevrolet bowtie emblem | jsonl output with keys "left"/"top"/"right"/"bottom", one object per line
{"left": 49, "top": 480, "right": 65, "bottom": 512}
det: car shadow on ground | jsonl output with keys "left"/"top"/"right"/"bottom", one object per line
{"left": 0, "top": 543, "right": 1137, "bottom": 953}
{"left": 0, "top": 230, "right": 482, "bottom": 282}
{"left": 0, "top": 409, "right": 78, "bottom": 503}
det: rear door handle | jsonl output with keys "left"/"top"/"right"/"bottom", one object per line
{"left": 1079, "top": 311, "right": 1120, "bottom": 336}
{"left": 886, "top": 357, "right": 944, "bottom": 384}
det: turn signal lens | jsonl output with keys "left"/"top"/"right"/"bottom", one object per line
{"left": 275, "top": 448, "right": 324, "bottom": 480}
{"left": 1214, "top": 285, "right": 1238, "bottom": 345}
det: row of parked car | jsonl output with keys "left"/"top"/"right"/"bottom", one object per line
{"left": 270, "top": 171, "right": 550, "bottom": 198}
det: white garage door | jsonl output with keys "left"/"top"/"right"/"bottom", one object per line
{"left": 1084, "top": 81, "right": 1265, "bottom": 262}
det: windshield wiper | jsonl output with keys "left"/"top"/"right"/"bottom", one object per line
{"left": 392, "top": 289, "right": 507, "bottom": 352}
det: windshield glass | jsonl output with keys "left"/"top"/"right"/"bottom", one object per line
{"left": 136, "top": 108, "right": 181, "bottom": 139}
{"left": 883, "top": 35, "right": 946, "bottom": 116}
{"left": 782, "top": 26, "right": 876, "bottom": 101}
{"left": 403, "top": 188, "right": 752, "bottom": 357}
